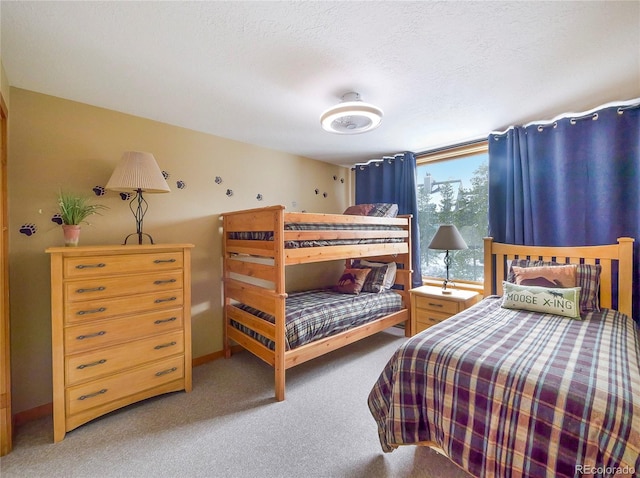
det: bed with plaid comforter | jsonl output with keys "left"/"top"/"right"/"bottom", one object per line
{"left": 368, "top": 296, "right": 640, "bottom": 478}
{"left": 232, "top": 288, "right": 403, "bottom": 350}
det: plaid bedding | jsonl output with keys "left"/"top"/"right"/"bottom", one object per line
{"left": 232, "top": 288, "right": 403, "bottom": 350}
{"left": 228, "top": 223, "right": 404, "bottom": 248}
{"left": 368, "top": 296, "right": 640, "bottom": 478}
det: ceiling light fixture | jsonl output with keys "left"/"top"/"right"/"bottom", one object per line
{"left": 320, "top": 92, "right": 383, "bottom": 134}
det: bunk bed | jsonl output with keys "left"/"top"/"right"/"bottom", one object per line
{"left": 220, "top": 205, "right": 413, "bottom": 401}
{"left": 369, "top": 237, "right": 639, "bottom": 478}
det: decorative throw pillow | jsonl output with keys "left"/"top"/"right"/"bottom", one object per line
{"left": 367, "top": 203, "right": 399, "bottom": 218}
{"left": 343, "top": 204, "right": 375, "bottom": 216}
{"left": 507, "top": 260, "right": 601, "bottom": 313}
{"left": 511, "top": 264, "right": 577, "bottom": 288}
{"left": 351, "top": 260, "right": 397, "bottom": 292}
{"left": 343, "top": 203, "right": 399, "bottom": 218}
{"left": 356, "top": 259, "right": 398, "bottom": 290}
{"left": 333, "top": 268, "right": 372, "bottom": 294}
{"left": 501, "top": 281, "right": 582, "bottom": 319}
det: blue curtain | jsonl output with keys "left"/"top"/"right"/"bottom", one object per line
{"left": 355, "top": 151, "right": 422, "bottom": 288}
{"left": 488, "top": 102, "right": 640, "bottom": 322}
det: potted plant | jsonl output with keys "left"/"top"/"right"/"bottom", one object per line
{"left": 57, "top": 191, "right": 108, "bottom": 246}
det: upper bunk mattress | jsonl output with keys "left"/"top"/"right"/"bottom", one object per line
{"left": 231, "top": 288, "right": 403, "bottom": 350}
{"left": 228, "top": 222, "right": 405, "bottom": 248}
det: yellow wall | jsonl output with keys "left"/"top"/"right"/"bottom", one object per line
{"left": 8, "top": 87, "right": 352, "bottom": 414}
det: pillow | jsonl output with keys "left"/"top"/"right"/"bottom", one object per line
{"left": 356, "top": 259, "right": 397, "bottom": 290}
{"left": 333, "top": 268, "right": 371, "bottom": 294}
{"left": 511, "top": 264, "right": 577, "bottom": 288}
{"left": 507, "top": 259, "right": 601, "bottom": 313}
{"left": 343, "top": 203, "right": 398, "bottom": 218}
{"left": 368, "top": 203, "right": 399, "bottom": 218}
{"left": 343, "top": 204, "right": 375, "bottom": 216}
{"left": 501, "top": 281, "right": 582, "bottom": 319}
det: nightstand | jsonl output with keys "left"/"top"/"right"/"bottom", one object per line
{"left": 410, "top": 285, "right": 480, "bottom": 334}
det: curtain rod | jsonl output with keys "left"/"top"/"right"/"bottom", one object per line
{"left": 491, "top": 97, "right": 640, "bottom": 137}
{"left": 415, "top": 137, "right": 487, "bottom": 157}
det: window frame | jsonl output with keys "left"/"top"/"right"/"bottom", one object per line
{"left": 416, "top": 140, "right": 489, "bottom": 291}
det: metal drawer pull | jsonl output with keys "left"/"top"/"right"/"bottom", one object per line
{"left": 154, "top": 317, "right": 177, "bottom": 324}
{"left": 76, "top": 331, "right": 106, "bottom": 340}
{"left": 154, "top": 297, "right": 177, "bottom": 303}
{"left": 76, "top": 286, "right": 106, "bottom": 293}
{"left": 77, "top": 359, "right": 107, "bottom": 369}
{"left": 428, "top": 302, "right": 443, "bottom": 307}
{"left": 75, "top": 263, "right": 106, "bottom": 269}
{"left": 78, "top": 389, "right": 107, "bottom": 400}
{"left": 154, "top": 259, "right": 176, "bottom": 264}
{"left": 77, "top": 307, "right": 107, "bottom": 315}
{"left": 155, "top": 367, "right": 178, "bottom": 377}
{"left": 154, "top": 279, "right": 176, "bottom": 285}
{"left": 154, "top": 341, "right": 177, "bottom": 350}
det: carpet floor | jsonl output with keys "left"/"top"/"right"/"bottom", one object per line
{"left": 0, "top": 327, "right": 472, "bottom": 478}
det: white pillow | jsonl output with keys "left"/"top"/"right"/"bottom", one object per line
{"left": 358, "top": 260, "right": 397, "bottom": 290}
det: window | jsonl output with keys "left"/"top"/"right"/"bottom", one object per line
{"left": 417, "top": 142, "right": 488, "bottom": 284}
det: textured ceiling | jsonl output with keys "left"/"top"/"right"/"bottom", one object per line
{"left": 2, "top": 1, "right": 639, "bottom": 166}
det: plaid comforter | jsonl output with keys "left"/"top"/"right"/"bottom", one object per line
{"left": 368, "top": 297, "right": 640, "bottom": 478}
{"left": 232, "top": 288, "right": 403, "bottom": 350}
{"left": 229, "top": 223, "right": 404, "bottom": 248}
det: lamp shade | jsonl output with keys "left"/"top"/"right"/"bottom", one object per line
{"left": 105, "top": 151, "right": 170, "bottom": 193}
{"left": 428, "top": 224, "right": 468, "bottom": 251}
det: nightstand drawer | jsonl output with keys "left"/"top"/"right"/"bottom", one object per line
{"left": 414, "top": 295, "right": 459, "bottom": 314}
{"left": 416, "top": 309, "right": 451, "bottom": 328}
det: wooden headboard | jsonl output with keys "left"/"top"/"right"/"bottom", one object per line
{"left": 483, "top": 237, "right": 634, "bottom": 317}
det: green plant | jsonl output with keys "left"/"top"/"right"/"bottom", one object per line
{"left": 57, "top": 191, "right": 108, "bottom": 225}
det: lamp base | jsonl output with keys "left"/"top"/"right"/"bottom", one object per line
{"left": 123, "top": 232, "right": 155, "bottom": 245}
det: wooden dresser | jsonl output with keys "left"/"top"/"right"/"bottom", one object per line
{"left": 410, "top": 285, "right": 480, "bottom": 334}
{"left": 46, "top": 243, "right": 194, "bottom": 442}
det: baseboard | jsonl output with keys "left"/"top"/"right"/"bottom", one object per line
{"left": 12, "top": 346, "right": 244, "bottom": 427}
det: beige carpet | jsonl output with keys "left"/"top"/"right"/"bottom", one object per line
{"left": 1, "top": 328, "right": 473, "bottom": 478}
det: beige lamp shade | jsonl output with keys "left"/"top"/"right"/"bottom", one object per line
{"left": 105, "top": 151, "right": 170, "bottom": 193}
{"left": 428, "top": 224, "right": 468, "bottom": 251}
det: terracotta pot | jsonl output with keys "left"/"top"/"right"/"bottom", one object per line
{"left": 62, "top": 225, "right": 81, "bottom": 247}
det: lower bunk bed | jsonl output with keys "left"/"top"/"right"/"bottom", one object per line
{"left": 220, "top": 205, "right": 413, "bottom": 401}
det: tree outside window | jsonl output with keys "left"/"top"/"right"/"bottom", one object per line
{"left": 417, "top": 143, "right": 488, "bottom": 283}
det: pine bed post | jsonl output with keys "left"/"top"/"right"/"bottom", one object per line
{"left": 483, "top": 237, "right": 494, "bottom": 297}
{"left": 222, "top": 214, "right": 232, "bottom": 359}
{"left": 617, "top": 237, "right": 634, "bottom": 318}
{"left": 273, "top": 208, "right": 286, "bottom": 401}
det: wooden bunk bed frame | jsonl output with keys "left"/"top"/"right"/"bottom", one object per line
{"left": 221, "top": 205, "right": 413, "bottom": 401}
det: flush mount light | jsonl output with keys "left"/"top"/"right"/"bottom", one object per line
{"left": 320, "top": 92, "right": 383, "bottom": 134}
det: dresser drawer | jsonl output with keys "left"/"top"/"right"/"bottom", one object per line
{"left": 66, "top": 355, "right": 185, "bottom": 416}
{"left": 414, "top": 295, "right": 459, "bottom": 314}
{"left": 65, "top": 308, "right": 183, "bottom": 354}
{"left": 64, "top": 252, "right": 183, "bottom": 279}
{"left": 66, "top": 330, "right": 184, "bottom": 386}
{"left": 64, "top": 290, "right": 183, "bottom": 325}
{"left": 65, "top": 270, "right": 183, "bottom": 302}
